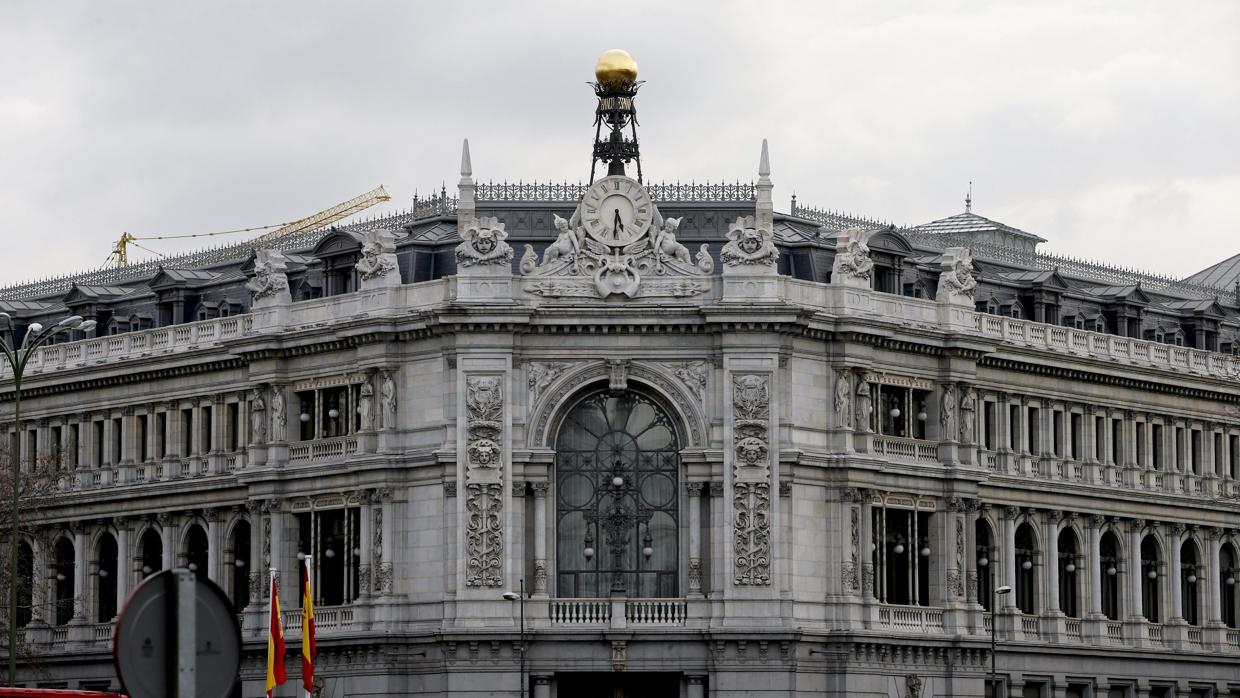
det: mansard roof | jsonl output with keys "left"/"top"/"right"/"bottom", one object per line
{"left": 1081, "top": 284, "right": 1150, "bottom": 305}
{"left": 148, "top": 268, "right": 220, "bottom": 288}
{"left": 1160, "top": 298, "right": 1227, "bottom": 317}
{"left": 999, "top": 269, "right": 1069, "bottom": 289}
{"left": 913, "top": 211, "right": 1048, "bottom": 244}
{"left": 1185, "top": 251, "right": 1240, "bottom": 289}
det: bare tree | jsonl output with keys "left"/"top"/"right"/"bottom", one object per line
{"left": 0, "top": 444, "right": 66, "bottom": 677}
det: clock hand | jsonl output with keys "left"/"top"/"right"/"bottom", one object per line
{"left": 613, "top": 209, "right": 624, "bottom": 241}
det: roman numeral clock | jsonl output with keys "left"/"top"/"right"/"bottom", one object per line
{"left": 581, "top": 176, "right": 653, "bottom": 247}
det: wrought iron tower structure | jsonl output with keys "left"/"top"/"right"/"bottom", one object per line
{"left": 589, "top": 50, "right": 643, "bottom": 185}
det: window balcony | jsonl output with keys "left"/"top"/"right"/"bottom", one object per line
{"left": 549, "top": 597, "right": 690, "bottom": 628}
{"left": 870, "top": 435, "right": 939, "bottom": 465}
{"left": 876, "top": 604, "right": 945, "bottom": 633}
{"left": 288, "top": 435, "right": 358, "bottom": 463}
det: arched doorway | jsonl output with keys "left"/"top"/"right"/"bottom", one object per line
{"left": 230, "top": 520, "right": 252, "bottom": 610}
{"left": 555, "top": 390, "right": 679, "bottom": 598}
{"left": 1057, "top": 527, "right": 1079, "bottom": 618}
{"left": 184, "top": 524, "right": 209, "bottom": 578}
{"left": 53, "top": 537, "right": 75, "bottom": 626}
{"left": 95, "top": 533, "right": 119, "bottom": 622}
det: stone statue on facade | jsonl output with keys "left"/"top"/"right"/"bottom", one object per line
{"left": 456, "top": 216, "right": 513, "bottom": 267}
{"left": 379, "top": 371, "right": 396, "bottom": 429}
{"left": 939, "top": 384, "right": 957, "bottom": 435}
{"left": 250, "top": 388, "right": 267, "bottom": 444}
{"left": 959, "top": 387, "right": 976, "bottom": 443}
{"left": 834, "top": 370, "right": 852, "bottom": 428}
{"left": 358, "top": 380, "right": 375, "bottom": 431}
{"left": 270, "top": 387, "right": 286, "bottom": 440}
{"left": 855, "top": 380, "right": 873, "bottom": 433}
{"left": 533, "top": 214, "right": 582, "bottom": 270}
{"left": 832, "top": 228, "right": 874, "bottom": 283}
{"left": 720, "top": 215, "right": 778, "bottom": 269}
{"left": 245, "top": 249, "right": 291, "bottom": 304}
{"left": 937, "top": 247, "right": 978, "bottom": 304}
{"left": 355, "top": 229, "right": 399, "bottom": 282}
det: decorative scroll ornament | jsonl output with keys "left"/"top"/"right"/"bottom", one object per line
{"left": 456, "top": 216, "right": 513, "bottom": 267}
{"left": 720, "top": 215, "right": 778, "bottom": 268}
{"left": 519, "top": 177, "right": 712, "bottom": 299}
{"left": 355, "top": 228, "right": 399, "bottom": 280}
{"left": 246, "top": 249, "right": 290, "bottom": 301}
{"left": 732, "top": 373, "right": 772, "bottom": 586}
{"left": 665, "top": 361, "right": 708, "bottom": 401}
{"left": 527, "top": 361, "right": 572, "bottom": 406}
{"left": 465, "top": 376, "right": 505, "bottom": 587}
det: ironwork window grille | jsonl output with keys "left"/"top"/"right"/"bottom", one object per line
{"left": 555, "top": 391, "right": 679, "bottom": 598}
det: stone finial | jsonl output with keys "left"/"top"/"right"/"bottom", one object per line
{"left": 758, "top": 138, "right": 770, "bottom": 179}
{"left": 458, "top": 138, "right": 476, "bottom": 224}
{"left": 755, "top": 140, "right": 773, "bottom": 233}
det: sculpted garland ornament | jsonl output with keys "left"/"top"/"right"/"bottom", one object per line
{"left": 519, "top": 175, "right": 712, "bottom": 298}
{"left": 732, "top": 373, "right": 772, "bottom": 586}
{"left": 464, "top": 375, "right": 505, "bottom": 587}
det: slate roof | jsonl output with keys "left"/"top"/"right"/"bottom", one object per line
{"left": 913, "top": 211, "right": 1047, "bottom": 243}
{"left": 1185, "top": 252, "right": 1240, "bottom": 289}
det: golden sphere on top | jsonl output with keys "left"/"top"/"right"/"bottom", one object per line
{"left": 594, "top": 49, "right": 638, "bottom": 88}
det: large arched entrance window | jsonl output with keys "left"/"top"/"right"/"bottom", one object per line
{"left": 555, "top": 390, "right": 679, "bottom": 598}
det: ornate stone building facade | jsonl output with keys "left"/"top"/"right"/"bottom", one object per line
{"left": 3, "top": 60, "right": 1240, "bottom": 698}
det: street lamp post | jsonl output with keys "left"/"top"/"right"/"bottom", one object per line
{"left": 2, "top": 313, "right": 95, "bottom": 686}
{"left": 990, "top": 584, "right": 1012, "bottom": 698}
{"left": 502, "top": 578, "right": 527, "bottom": 698}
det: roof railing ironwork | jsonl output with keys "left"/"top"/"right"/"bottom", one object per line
{"left": 788, "top": 200, "right": 894, "bottom": 230}
{"left": 474, "top": 180, "right": 756, "bottom": 203}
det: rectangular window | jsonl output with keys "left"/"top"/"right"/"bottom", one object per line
{"left": 201, "top": 406, "right": 213, "bottom": 453}
{"left": 52, "top": 426, "right": 62, "bottom": 467}
{"left": 1175, "top": 427, "right": 1185, "bottom": 471}
{"left": 94, "top": 421, "right": 104, "bottom": 467}
{"left": 68, "top": 425, "right": 79, "bottom": 468}
{"left": 295, "top": 507, "right": 362, "bottom": 607}
{"left": 1053, "top": 411, "right": 1064, "bottom": 457}
{"left": 1111, "top": 418, "right": 1122, "bottom": 464}
{"left": 138, "top": 415, "right": 149, "bottom": 462}
{"left": 983, "top": 402, "right": 995, "bottom": 450}
{"left": 1008, "top": 405, "right": 1019, "bottom": 450}
{"left": 1152, "top": 424, "right": 1163, "bottom": 470}
{"left": 111, "top": 418, "right": 122, "bottom": 464}
{"left": 156, "top": 412, "right": 167, "bottom": 459}
{"left": 1214, "top": 433, "right": 1224, "bottom": 476}
{"left": 182, "top": 408, "right": 194, "bottom": 456}
{"left": 1190, "top": 429, "right": 1202, "bottom": 474}
{"left": 1028, "top": 407, "right": 1040, "bottom": 454}
{"left": 1136, "top": 422, "right": 1146, "bottom": 466}
{"left": 227, "top": 402, "right": 240, "bottom": 451}
{"left": 1231, "top": 435, "right": 1239, "bottom": 478}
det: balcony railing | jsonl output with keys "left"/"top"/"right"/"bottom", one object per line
{"left": 877, "top": 604, "right": 944, "bottom": 633}
{"left": 871, "top": 436, "right": 939, "bottom": 464}
{"left": 549, "top": 598, "right": 687, "bottom": 626}
{"left": 289, "top": 436, "right": 358, "bottom": 463}
{"left": 1020, "top": 614, "right": 1041, "bottom": 639}
{"left": 1064, "top": 618, "right": 1082, "bottom": 640}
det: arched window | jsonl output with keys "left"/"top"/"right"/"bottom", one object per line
{"left": 1100, "top": 532, "right": 1121, "bottom": 620}
{"left": 556, "top": 390, "right": 679, "bottom": 598}
{"left": 184, "top": 524, "right": 209, "bottom": 578}
{"left": 1057, "top": 528, "right": 1080, "bottom": 618}
{"left": 96, "top": 533, "right": 118, "bottom": 622}
{"left": 230, "top": 520, "right": 252, "bottom": 611}
{"left": 976, "top": 520, "right": 994, "bottom": 610}
{"left": 1222, "top": 543, "right": 1237, "bottom": 629}
{"left": 53, "top": 537, "right": 75, "bottom": 626}
{"left": 17, "top": 541, "right": 33, "bottom": 628}
{"left": 1141, "top": 535, "right": 1161, "bottom": 622}
{"left": 139, "top": 529, "right": 162, "bottom": 578}
{"left": 1014, "top": 522, "right": 1038, "bottom": 614}
{"left": 1180, "top": 541, "right": 1200, "bottom": 626}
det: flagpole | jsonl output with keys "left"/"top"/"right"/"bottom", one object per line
{"left": 304, "top": 556, "right": 313, "bottom": 698}
{"left": 269, "top": 567, "right": 277, "bottom": 698}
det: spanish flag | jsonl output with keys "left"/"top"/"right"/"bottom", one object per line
{"left": 266, "top": 571, "right": 286, "bottom": 697}
{"left": 301, "top": 559, "right": 317, "bottom": 698}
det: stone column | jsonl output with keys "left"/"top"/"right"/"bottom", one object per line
{"left": 1045, "top": 511, "right": 1061, "bottom": 614}
{"left": 686, "top": 481, "right": 703, "bottom": 596}
{"left": 114, "top": 517, "right": 130, "bottom": 617}
{"left": 102, "top": 415, "right": 116, "bottom": 468}
{"left": 860, "top": 491, "right": 875, "bottom": 604}
{"left": 376, "top": 488, "right": 394, "bottom": 595}
{"left": 1003, "top": 507, "right": 1018, "bottom": 610}
{"left": 165, "top": 403, "right": 182, "bottom": 461}
{"left": 357, "top": 491, "right": 373, "bottom": 599}
{"left": 1168, "top": 525, "right": 1183, "bottom": 622}
{"left": 1128, "top": 520, "right": 1145, "bottom": 621}
{"left": 206, "top": 509, "right": 221, "bottom": 583}
{"left": 159, "top": 513, "right": 176, "bottom": 571}
{"left": 686, "top": 675, "right": 705, "bottom": 698}
{"left": 528, "top": 481, "right": 548, "bottom": 596}
{"left": 1088, "top": 516, "right": 1103, "bottom": 617}
{"left": 120, "top": 408, "right": 138, "bottom": 465}
{"left": 1207, "top": 530, "right": 1223, "bottom": 624}
{"left": 245, "top": 501, "right": 262, "bottom": 617}
{"left": 72, "top": 526, "right": 88, "bottom": 622}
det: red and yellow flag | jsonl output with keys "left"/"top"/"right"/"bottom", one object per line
{"left": 301, "top": 560, "right": 317, "bottom": 698}
{"left": 266, "top": 572, "right": 287, "bottom": 697}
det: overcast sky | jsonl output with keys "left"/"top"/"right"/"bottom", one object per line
{"left": 2, "top": 1, "right": 1237, "bottom": 285}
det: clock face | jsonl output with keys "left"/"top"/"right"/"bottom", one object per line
{"left": 580, "top": 176, "right": 653, "bottom": 246}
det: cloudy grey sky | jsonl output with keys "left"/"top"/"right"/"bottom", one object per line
{"left": 2, "top": 1, "right": 1237, "bottom": 284}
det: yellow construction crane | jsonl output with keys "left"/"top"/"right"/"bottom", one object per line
{"left": 109, "top": 185, "right": 391, "bottom": 267}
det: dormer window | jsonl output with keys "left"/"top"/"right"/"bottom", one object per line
{"left": 1009, "top": 302, "right": 1024, "bottom": 319}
